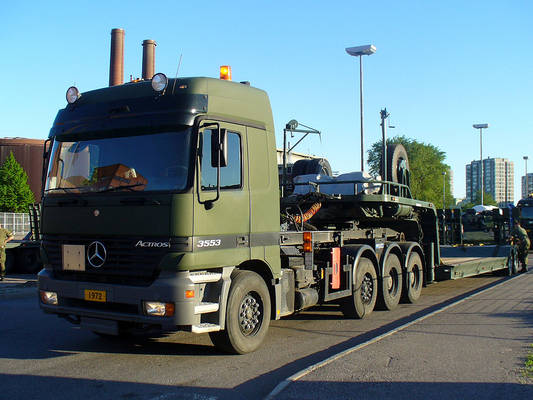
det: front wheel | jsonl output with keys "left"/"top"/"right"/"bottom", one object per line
{"left": 209, "top": 270, "right": 271, "bottom": 354}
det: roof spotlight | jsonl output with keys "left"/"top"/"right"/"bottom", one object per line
{"left": 151, "top": 73, "right": 168, "bottom": 92}
{"left": 66, "top": 86, "right": 81, "bottom": 104}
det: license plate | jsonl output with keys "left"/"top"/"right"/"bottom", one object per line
{"left": 84, "top": 289, "right": 107, "bottom": 302}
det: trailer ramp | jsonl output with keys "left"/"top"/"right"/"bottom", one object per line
{"left": 436, "top": 245, "right": 510, "bottom": 280}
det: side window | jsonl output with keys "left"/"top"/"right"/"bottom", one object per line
{"left": 201, "top": 129, "right": 242, "bottom": 190}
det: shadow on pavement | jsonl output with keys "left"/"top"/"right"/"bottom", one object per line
{"left": 0, "top": 373, "right": 240, "bottom": 400}
{"left": 0, "top": 373, "right": 531, "bottom": 400}
{"left": 276, "top": 380, "right": 533, "bottom": 400}
{"left": 1, "top": 272, "right": 531, "bottom": 400}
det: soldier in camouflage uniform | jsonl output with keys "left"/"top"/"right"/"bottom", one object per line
{"left": 511, "top": 220, "right": 530, "bottom": 273}
{"left": 0, "top": 224, "right": 14, "bottom": 280}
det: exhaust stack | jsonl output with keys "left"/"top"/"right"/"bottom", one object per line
{"left": 142, "top": 39, "right": 157, "bottom": 80}
{"left": 109, "top": 28, "right": 125, "bottom": 86}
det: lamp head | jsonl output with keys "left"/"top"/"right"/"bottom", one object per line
{"left": 345, "top": 45, "right": 376, "bottom": 56}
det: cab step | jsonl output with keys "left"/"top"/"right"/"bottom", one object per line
{"left": 191, "top": 323, "right": 221, "bottom": 333}
{"left": 189, "top": 271, "right": 222, "bottom": 284}
{"left": 194, "top": 302, "right": 219, "bottom": 314}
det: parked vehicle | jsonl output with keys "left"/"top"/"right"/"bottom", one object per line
{"left": 517, "top": 195, "right": 533, "bottom": 241}
{"left": 38, "top": 31, "right": 516, "bottom": 354}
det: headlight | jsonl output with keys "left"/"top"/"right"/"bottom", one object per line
{"left": 143, "top": 301, "right": 174, "bottom": 317}
{"left": 151, "top": 73, "right": 168, "bottom": 92}
{"left": 40, "top": 290, "right": 58, "bottom": 305}
{"left": 66, "top": 86, "right": 81, "bottom": 104}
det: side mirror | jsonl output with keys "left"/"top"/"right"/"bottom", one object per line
{"left": 211, "top": 128, "right": 228, "bottom": 168}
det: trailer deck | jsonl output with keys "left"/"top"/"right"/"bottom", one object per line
{"left": 436, "top": 245, "right": 510, "bottom": 280}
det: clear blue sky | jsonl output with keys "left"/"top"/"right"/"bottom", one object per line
{"left": 2, "top": 0, "right": 531, "bottom": 201}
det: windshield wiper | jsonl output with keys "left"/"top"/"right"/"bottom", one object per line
{"left": 98, "top": 183, "right": 147, "bottom": 193}
{"left": 45, "top": 186, "right": 91, "bottom": 195}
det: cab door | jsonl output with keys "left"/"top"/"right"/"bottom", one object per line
{"left": 192, "top": 122, "right": 250, "bottom": 267}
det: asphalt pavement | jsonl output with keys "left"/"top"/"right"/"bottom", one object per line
{"left": 269, "top": 267, "right": 533, "bottom": 399}
{"left": 0, "top": 274, "right": 37, "bottom": 300}
{"left": 2, "top": 266, "right": 533, "bottom": 400}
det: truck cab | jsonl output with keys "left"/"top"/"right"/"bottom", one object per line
{"left": 39, "top": 74, "right": 281, "bottom": 353}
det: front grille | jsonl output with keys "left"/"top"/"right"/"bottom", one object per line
{"left": 43, "top": 235, "right": 169, "bottom": 286}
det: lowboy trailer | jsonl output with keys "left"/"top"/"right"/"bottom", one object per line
{"left": 38, "top": 31, "right": 515, "bottom": 354}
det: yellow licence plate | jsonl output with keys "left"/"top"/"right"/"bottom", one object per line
{"left": 84, "top": 289, "right": 107, "bottom": 302}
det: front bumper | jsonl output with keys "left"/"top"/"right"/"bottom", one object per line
{"left": 38, "top": 268, "right": 199, "bottom": 329}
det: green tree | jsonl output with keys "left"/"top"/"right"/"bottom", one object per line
{"left": 0, "top": 152, "right": 35, "bottom": 212}
{"left": 460, "top": 190, "right": 498, "bottom": 210}
{"left": 367, "top": 135, "right": 453, "bottom": 207}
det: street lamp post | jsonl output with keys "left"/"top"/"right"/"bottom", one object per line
{"left": 473, "top": 124, "right": 489, "bottom": 205}
{"left": 442, "top": 171, "right": 446, "bottom": 209}
{"left": 346, "top": 44, "right": 376, "bottom": 171}
{"left": 524, "top": 156, "right": 529, "bottom": 198}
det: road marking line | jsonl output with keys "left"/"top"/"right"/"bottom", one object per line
{"left": 264, "top": 274, "right": 521, "bottom": 400}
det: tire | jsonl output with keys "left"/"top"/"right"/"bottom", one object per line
{"left": 340, "top": 257, "right": 377, "bottom": 319}
{"left": 17, "top": 248, "right": 42, "bottom": 274}
{"left": 507, "top": 248, "right": 519, "bottom": 276}
{"left": 386, "top": 144, "right": 410, "bottom": 196}
{"left": 377, "top": 253, "right": 403, "bottom": 311}
{"left": 306, "top": 158, "right": 332, "bottom": 177}
{"left": 209, "top": 270, "right": 271, "bottom": 354}
{"left": 402, "top": 252, "right": 423, "bottom": 303}
{"left": 386, "top": 144, "right": 409, "bottom": 182}
{"left": 5, "top": 251, "right": 15, "bottom": 274}
{"left": 291, "top": 160, "right": 312, "bottom": 179}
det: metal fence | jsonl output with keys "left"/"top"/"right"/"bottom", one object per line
{"left": 0, "top": 212, "right": 31, "bottom": 239}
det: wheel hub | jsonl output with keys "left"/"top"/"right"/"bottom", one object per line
{"left": 361, "top": 273, "right": 374, "bottom": 304}
{"left": 239, "top": 293, "right": 261, "bottom": 336}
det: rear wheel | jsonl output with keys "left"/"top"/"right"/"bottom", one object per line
{"left": 209, "top": 270, "right": 271, "bottom": 354}
{"left": 340, "top": 257, "right": 377, "bottom": 319}
{"left": 403, "top": 252, "right": 423, "bottom": 303}
{"left": 377, "top": 254, "right": 402, "bottom": 311}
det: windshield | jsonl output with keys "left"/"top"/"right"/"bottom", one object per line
{"left": 45, "top": 129, "right": 192, "bottom": 194}
{"left": 520, "top": 206, "right": 533, "bottom": 219}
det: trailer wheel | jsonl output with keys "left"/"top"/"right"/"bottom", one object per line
{"left": 377, "top": 253, "right": 402, "bottom": 311}
{"left": 340, "top": 257, "right": 377, "bottom": 319}
{"left": 403, "top": 252, "right": 423, "bottom": 303}
{"left": 507, "top": 247, "right": 519, "bottom": 276}
{"left": 209, "top": 270, "right": 271, "bottom": 354}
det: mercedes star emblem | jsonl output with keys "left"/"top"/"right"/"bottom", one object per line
{"left": 87, "top": 241, "right": 107, "bottom": 268}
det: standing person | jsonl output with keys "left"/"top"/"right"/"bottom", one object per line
{"left": 511, "top": 220, "right": 530, "bottom": 273}
{"left": 0, "top": 224, "right": 14, "bottom": 280}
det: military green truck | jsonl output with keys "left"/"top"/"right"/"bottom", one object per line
{"left": 38, "top": 35, "right": 515, "bottom": 354}
{"left": 517, "top": 195, "right": 533, "bottom": 241}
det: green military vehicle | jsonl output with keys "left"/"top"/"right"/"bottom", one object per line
{"left": 38, "top": 33, "right": 515, "bottom": 354}
{"left": 517, "top": 195, "right": 533, "bottom": 241}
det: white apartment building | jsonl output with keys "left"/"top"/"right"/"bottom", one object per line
{"left": 465, "top": 157, "right": 514, "bottom": 206}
